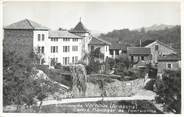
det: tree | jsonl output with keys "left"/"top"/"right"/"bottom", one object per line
{"left": 70, "top": 64, "right": 87, "bottom": 97}
{"left": 3, "top": 50, "right": 35, "bottom": 111}
{"left": 3, "top": 49, "right": 59, "bottom": 112}
{"left": 82, "top": 47, "right": 105, "bottom": 74}
{"left": 154, "top": 70, "right": 181, "bottom": 113}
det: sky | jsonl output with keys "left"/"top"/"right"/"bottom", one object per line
{"left": 3, "top": 1, "right": 180, "bottom": 33}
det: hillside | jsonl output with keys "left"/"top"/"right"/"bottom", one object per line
{"left": 99, "top": 25, "right": 181, "bottom": 53}
{"left": 136, "top": 24, "right": 175, "bottom": 32}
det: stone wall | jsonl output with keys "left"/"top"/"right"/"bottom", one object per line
{"left": 3, "top": 29, "right": 34, "bottom": 58}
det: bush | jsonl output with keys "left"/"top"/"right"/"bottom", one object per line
{"left": 85, "top": 65, "right": 93, "bottom": 74}
{"left": 62, "top": 66, "right": 70, "bottom": 72}
{"left": 114, "top": 63, "right": 126, "bottom": 77}
{"left": 54, "top": 63, "right": 62, "bottom": 69}
{"left": 154, "top": 70, "right": 181, "bottom": 113}
{"left": 144, "top": 79, "right": 155, "bottom": 90}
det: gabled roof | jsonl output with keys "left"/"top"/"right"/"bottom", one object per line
{"left": 4, "top": 19, "right": 49, "bottom": 30}
{"left": 158, "top": 53, "right": 180, "bottom": 61}
{"left": 70, "top": 21, "right": 89, "bottom": 33}
{"left": 49, "top": 30, "right": 82, "bottom": 38}
{"left": 141, "top": 40, "right": 176, "bottom": 52}
{"left": 88, "top": 37, "right": 111, "bottom": 45}
{"left": 127, "top": 47, "right": 151, "bottom": 56}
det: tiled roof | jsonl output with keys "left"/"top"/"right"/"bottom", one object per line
{"left": 88, "top": 37, "right": 111, "bottom": 45}
{"left": 49, "top": 30, "right": 82, "bottom": 38}
{"left": 158, "top": 54, "right": 180, "bottom": 61}
{"left": 140, "top": 40, "right": 177, "bottom": 53}
{"left": 70, "top": 21, "right": 89, "bottom": 33}
{"left": 127, "top": 47, "right": 151, "bottom": 56}
{"left": 4, "top": 19, "right": 49, "bottom": 30}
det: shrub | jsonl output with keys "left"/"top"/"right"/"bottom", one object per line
{"left": 54, "top": 63, "right": 62, "bottom": 69}
{"left": 154, "top": 70, "right": 181, "bottom": 113}
{"left": 144, "top": 79, "right": 155, "bottom": 90}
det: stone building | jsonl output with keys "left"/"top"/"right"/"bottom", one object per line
{"left": 157, "top": 53, "right": 180, "bottom": 73}
{"left": 141, "top": 40, "right": 177, "bottom": 65}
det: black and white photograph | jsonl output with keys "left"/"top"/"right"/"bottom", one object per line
{"left": 1, "top": 0, "right": 182, "bottom": 114}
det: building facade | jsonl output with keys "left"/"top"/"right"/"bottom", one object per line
{"left": 127, "top": 47, "right": 151, "bottom": 68}
{"left": 157, "top": 54, "right": 180, "bottom": 73}
{"left": 4, "top": 19, "right": 111, "bottom": 66}
{"left": 141, "top": 40, "right": 177, "bottom": 64}
{"left": 3, "top": 19, "right": 49, "bottom": 60}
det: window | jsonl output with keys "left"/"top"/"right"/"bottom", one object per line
{"left": 73, "top": 38, "right": 78, "bottom": 42}
{"left": 51, "top": 38, "right": 58, "bottom": 42}
{"left": 38, "top": 34, "right": 41, "bottom": 41}
{"left": 41, "top": 46, "right": 44, "bottom": 53}
{"left": 38, "top": 46, "right": 44, "bottom": 53}
{"left": 75, "top": 56, "right": 78, "bottom": 63}
{"left": 131, "top": 56, "right": 134, "bottom": 61}
{"left": 63, "top": 46, "right": 70, "bottom": 52}
{"left": 63, "top": 38, "right": 70, "bottom": 42}
{"left": 38, "top": 46, "right": 41, "bottom": 53}
{"left": 51, "top": 46, "right": 58, "bottom": 53}
{"left": 72, "top": 46, "right": 78, "bottom": 51}
{"left": 63, "top": 57, "right": 70, "bottom": 65}
{"left": 42, "top": 34, "right": 45, "bottom": 41}
{"left": 115, "top": 50, "right": 119, "bottom": 55}
{"left": 167, "top": 63, "right": 172, "bottom": 69}
{"left": 155, "top": 45, "right": 159, "bottom": 51}
{"left": 110, "top": 50, "right": 113, "bottom": 55}
{"left": 141, "top": 56, "right": 144, "bottom": 60}
{"left": 91, "top": 46, "right": 94, "bottom": 51}
{"left": 72, "top": 56, "right": 78, "bottom": 63}
{"left": 72, "top": 57, "right": 75, "bottom": 63}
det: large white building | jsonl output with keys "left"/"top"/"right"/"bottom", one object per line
{"left": 4, "top": 19, "right": 111, "bottom": 66}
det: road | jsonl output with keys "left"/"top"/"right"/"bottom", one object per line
{"left": 40, "top": 95, "right": 155, "bottom": 106}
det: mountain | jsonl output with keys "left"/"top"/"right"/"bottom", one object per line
{"left": 136, "top": 24, "right": 175, "bottom": 32}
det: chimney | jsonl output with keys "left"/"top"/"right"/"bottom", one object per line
{"left": 140, "top": 40, "right": 142, "bottom": 47}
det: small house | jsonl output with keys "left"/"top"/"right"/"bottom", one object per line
{"left": 127, "top": 47, "right": 151, "bottom": 68}
{"left": 141, "top": 40, "right": 177, "bottom": 65}
{"left": 157, "top": 53, "right": 180, "bottom": 73}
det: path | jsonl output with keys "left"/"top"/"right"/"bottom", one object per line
{"left": 40, "top": 96, "right": 155, "bottom": 106}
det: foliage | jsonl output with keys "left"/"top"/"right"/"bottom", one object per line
{"left": 113, "top": 54, "right": 132, "bottom": 79}
{"left": 54, "top": 63, "right": 62, "bottom": 69}
{"left": 106, "top": 57, "right": 116, "bottom": 70}
{"left": 100, "top": 25, "right": 181, "bottom": 52}
{"left": 70, "top": 64, "right": 87, "bottom": 97}
{"left": 3, "top": 50, "right": 34, "bottom": 107}
{"left": 85, "top": 47, "right": 105, "bottom": 74}
{"left": 115, "top": 54, "right": 131, "bottom": 69}
{"left": 154, "top": 70, "right": 181, "bottom": 113}
{"left": 3, "top": 49, "right": 59, "bottom": 112}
